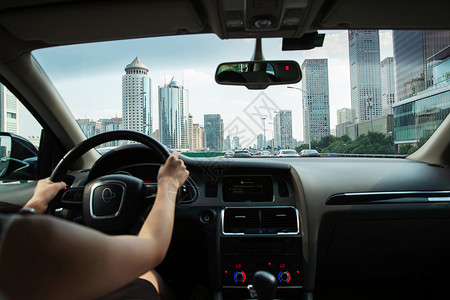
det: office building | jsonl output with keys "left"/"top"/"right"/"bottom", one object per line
{"left": 192, "top": 123, "right": 204, "bottom": 151}
{"left": 232, "top": 136, "right": 240, "bottom": 149}
{"left": 337, "top": 108, "right": 352, "bottom": 125}
{"left": 380, "top": 57, "right": 396, "bottom": 115}
{"left": 122, "top": 57, "right": 152, "bottom": 135}
{"left": 348, "top": 30, "right": 382, "bottom": 123}
{"left": 187, "top": 114, "right": 194, "bottom": 150}
{"left": 77, "top": 119, "right": 101, "bottom": 138}
{"left": 393, "top": 30, "right": 450, "bottom": 101}
{"left": 393, "top": 30, "right": 450, "bottom": 145}
{"left": 99, "top": 117, "right": 122, "bottom": 146}
{"left": 159, "top": 80, "right": 189, "bottom": 150}
{"left": 301, "top": 59, "right": 330, "bottom": 143}
{"left": 0, "top": 83, "right": 19, "bottom": 134}
{"left": 204, "top": 114, "right": 223, "bottom": 151}
{"left": 257, "top": 134, "right": 264, "bottom": 149}
{"left": 273, "top": 110, "right": 293, "bottom": 149}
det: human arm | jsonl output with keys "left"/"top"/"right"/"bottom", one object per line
{"left": 0, "top": 152, "right": 188, "bottom": 300}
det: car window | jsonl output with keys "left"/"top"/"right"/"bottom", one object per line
{"left": 32, "top": 30, "right": 450, "bottom": 158}
{"left": 0, "top": 83, "right": 42, "bottom": 183}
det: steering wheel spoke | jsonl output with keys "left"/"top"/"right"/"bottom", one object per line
{"left": 143, "top": 182, "right": 158, "bottom": 200}
{"left": 60, "top": 186, "right": 85, "bottom": 207}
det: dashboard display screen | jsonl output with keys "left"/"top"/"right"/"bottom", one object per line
{"left": 223, "top": 176, "right": 273, "bottom": 202}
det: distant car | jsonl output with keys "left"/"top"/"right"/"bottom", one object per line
{"left": 277, "top": 149, "right": 300, "bottom": 157}
{"left": 260, "top": 151, "right": 271, "bottom": 157}
{"left": 300, "top": 149, "right": 321, "bottom": 157}
{"left": 224, "top": 151, "right": 234, "bottom": 158}
{"left": 233, "top": 150, "right": 251, "bottom": 158}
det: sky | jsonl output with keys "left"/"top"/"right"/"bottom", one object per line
{"left": 25, "top": 30, "right": 394, "bottom": 143}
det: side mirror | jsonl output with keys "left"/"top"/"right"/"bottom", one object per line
{"left": 0, "top": 132, "right": 38, "bottom": 181}
{"left": 215, "top": 60, "right": 302, "bottom": 90}
{"left": 0, "top": 134, "right": 12, "bottom": 176}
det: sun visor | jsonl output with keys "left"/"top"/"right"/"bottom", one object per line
{"left": 0, "top": 0, "right": 205, "bottom": 45}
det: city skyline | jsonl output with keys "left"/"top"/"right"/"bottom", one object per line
{"left": 30, "top": 31, "right": 395, "bottom": 141}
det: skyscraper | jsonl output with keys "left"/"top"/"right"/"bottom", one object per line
{"left": 273, "top": 110, "right": 293, "bottom": 149}
{"left": 204, "top": 114, "right": 223, "bottom": 151}
{"left": 393, "top": 30, "right": 450, "bottom": 101}
{"left": 159, "top": 80, "right": 189, "bottom": 150}
{"left": 301, "top": 59, "right": 330, "bottom": 143}
{"left": 348, "top": 30, "right": 382, "bottom": 123}
{"left": 380, "top": 57, "right": 396, "bottom": 115}
{"left": 0, "top": 83, "right": 19, "bottom": 134}
{"left": 122, "top": 57, "right": 152, "bottom": 135}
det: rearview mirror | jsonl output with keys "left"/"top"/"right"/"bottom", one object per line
{"left": 215, "top": 60, "right": 301, "bottom": 90}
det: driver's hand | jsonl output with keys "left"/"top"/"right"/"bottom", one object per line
{"left": 157, "top": 152, "right": 189, "bottom": 193}
{"left": 24, "top": 178, "right": 67, "bottom": 214}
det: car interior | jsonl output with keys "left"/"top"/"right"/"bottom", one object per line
{"left": 1, "top": 0, "right": 450, "bottom": 299}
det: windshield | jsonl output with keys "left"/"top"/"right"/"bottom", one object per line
{"left": 32, "top": 30, "right": 450, "bottom": 157}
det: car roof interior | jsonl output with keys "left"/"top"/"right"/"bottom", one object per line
{"left": 0, "top": 0, "right": 449, "bottom": 61}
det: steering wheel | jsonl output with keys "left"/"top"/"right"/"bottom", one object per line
{"left": 49, "top": 130, "right": 170, "bottom": 232}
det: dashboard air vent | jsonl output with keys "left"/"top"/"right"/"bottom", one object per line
{"left": 223, "top": 207, "right": 298, "bottom": 234}
{"left": 223, "top": 208, "right": 259, "bottom": 233}
{"left": 261, "top": 208, "right": 297, "bottom": 233}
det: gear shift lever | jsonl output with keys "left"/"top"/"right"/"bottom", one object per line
{"left": 247, "top": 270, "right": 277, "bottom": 300}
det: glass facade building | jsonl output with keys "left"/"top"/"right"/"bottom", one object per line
{"left": 348, "top": 30, "right": 382, "bottom": 123}
{"left": 159, "top": 81, "right": 189, "bottom": 150}
{"left": 301, "top": 59, "right": 330, "bottom": 143}
{"left": 393, "top": 86, "right": 450, "bottom": 143}
{"left": 393, "top": 31, "right": 450, "bottom": 144}
{"left": 393, "top": 30, "right": 450, "bottom": 101}
{"left": 204, "top": 114, "right": 223, "bottom": 151}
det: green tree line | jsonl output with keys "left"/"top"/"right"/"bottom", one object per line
{"left": 295, "top": 132, "right": 396, "bottom": 155}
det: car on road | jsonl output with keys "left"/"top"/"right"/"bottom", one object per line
{"left": 277, "top": 149, "right": 300, "bottom": 157}
{"left": 260, "top": 151, "right": 272, "bottom": 157}
{"left": 224, "top": 151, "right": 234, "bottom": 158}
{"left": 299, "top": 149, "right": 321, "bottom": 157}
{"left": 232, "top": 150, "right": 252, "bottom": 158}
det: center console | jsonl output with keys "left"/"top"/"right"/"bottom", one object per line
{"left": 220, "top": 205, "right": 302, "bottom": 299}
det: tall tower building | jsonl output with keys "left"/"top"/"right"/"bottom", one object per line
{"left": 301, "top": 59, "right": 330, "bottom": 143}
{"left": 159, "top": 80, "right": 189, "bottom": 149}
{"left": 273, "top": 110, "right": 293, "bottom": 149}
{"left": 393, "top": 30, "right": 450, "bottom": 101}
{"left": 122, "top": 57, "right": 151, "bottom": 135}
{"left": 204, "top": 114, "right": 223, "bottom": 151}
{"left": 348, "top": 30, "right": 382, "bottom": 123}
{"left": 380, "top": 57, "right": 396, "bottom": 115}
{"left": 0, "top": 83, "right": 19, "bottom": 134}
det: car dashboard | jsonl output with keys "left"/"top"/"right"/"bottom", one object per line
{"left": 63, "top": 146, "right": 450, "bottom": 300}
